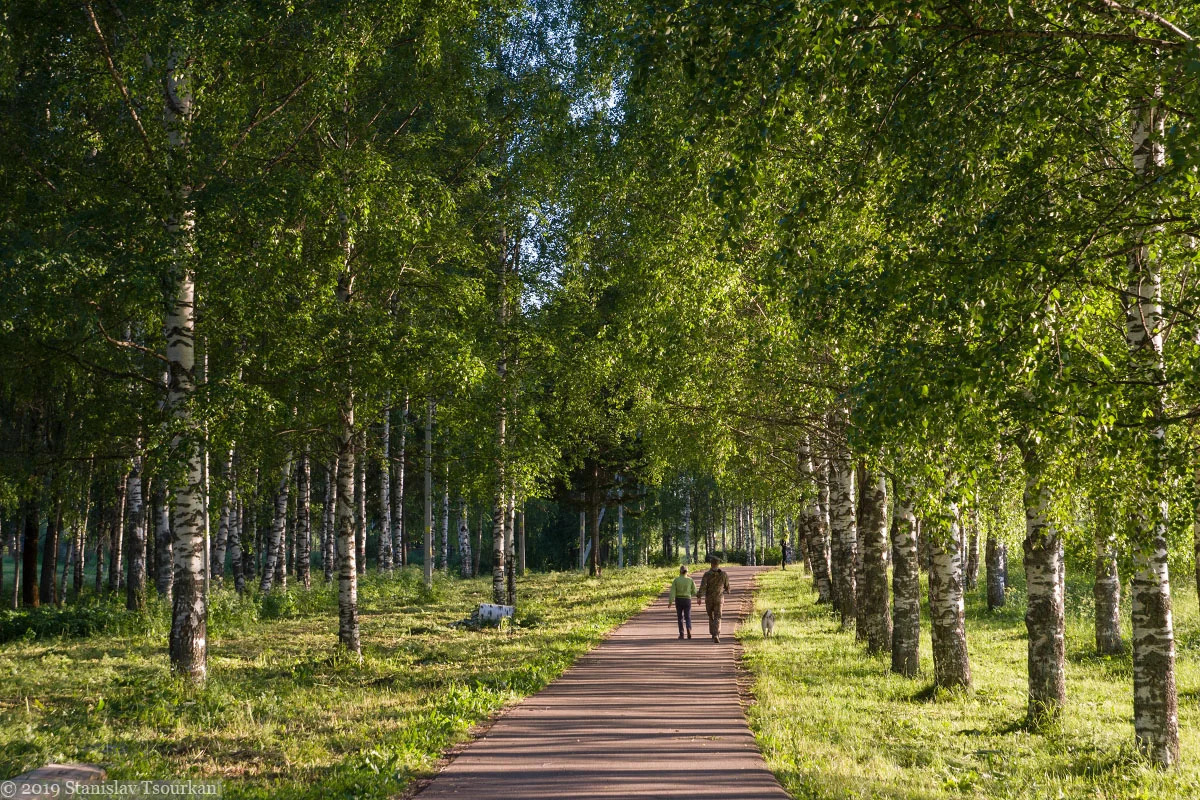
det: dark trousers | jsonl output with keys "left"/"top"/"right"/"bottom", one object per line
{"left": 675, "top": 598, "right": 692, "bottom": 635}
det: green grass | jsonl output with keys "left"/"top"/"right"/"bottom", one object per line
{"left": 741, "top": 566, "right": 1200, "bottom": 800}
{"left": 0, "top": 566, "right": 665, "bottom": 798}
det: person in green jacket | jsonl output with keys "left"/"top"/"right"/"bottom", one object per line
{"left": 668, "top": 565, "right": 697, "bottom": 639}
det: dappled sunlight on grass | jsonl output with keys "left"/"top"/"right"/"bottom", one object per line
{"left": 0, "top": 566, "right": 665, "bottom": 799}
{"left": 741, "top": 567, "right": 1200, "bottom": 800}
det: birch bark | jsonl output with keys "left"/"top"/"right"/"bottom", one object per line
{"left": 259, "top": 455, "right": 293, "bottom": 593}
{"left": 335, "top": 406, "right": 360, "bottom": 655}
{"left": 395, "top": 394, "right": 408, "bottom": 566}
{"left": 1094, "top": 504, "right": 1123, "bottom": 655}
{"left": 891, "top": 490, "right": 920, "bottom": 677}
{"left": 296, "top": 449, "right": 311, "bottom": 589}
{"left": 829, "top": 446, "right": 857, "bottom": 630}
{"left": 125, "top": 453, "right": 147, "bottom": 610}
{"left": 1125, "top": 95, "right": 1179, "bottom": 766}
{"left": 799, "top": 439, "right": 832, "bottom": 603}
{"left": 859, "top": 469, "right": 891, "bottom": 655}
{"left": 379, "top": 407, "right": 393, "bottom": 572}
{"left": 457, "top": 500, "right": 472, "bottom": 578}
{"left": 1020, "top": 444, "right": 1066, "bottom": 723}
{"left": 928, "top": 501, "right": 971, "bottom": 690}
{"left": 356, "top": 432, "right": 366, "bottom": 574}
{"left": 425, "top": 398, "right": 435, "bottom": 591}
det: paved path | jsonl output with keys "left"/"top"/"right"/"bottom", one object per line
{"left": 416, "top": 566, "right": 790, "bottom": 800}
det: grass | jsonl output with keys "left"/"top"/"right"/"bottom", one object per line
{"left": 0, "top": 566, "right": 666, "bottom": 798}
{"left": 740, "top": 565, "right": 1200, "bottom": 800}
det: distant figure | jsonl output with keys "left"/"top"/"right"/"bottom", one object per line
{"left": 761, "top": 609, "right": 776, "bottom": 638}
{"left": 697, "top": 556, "right": 731, "bottom": 643}
{"left": 668, "top": 565, "right": 697, "bottom": 639}
{"left": 781, "top": 541, "right": 790, "bottom": 570}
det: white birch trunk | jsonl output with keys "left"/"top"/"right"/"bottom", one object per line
{"left": 505, "top": 494, "right": 516, "bottom": 604}
{"left": 1124, "top": 95, "right": 1179, "bottom": 766}
{"left": 1021, "top": 445, "right": 1066, "bottom": 724}
{"left": 891, "top": 490, "right": 920, "bottom": 677}
{"left": 859, "top": 468, "right": 891, "bottom": 655}
{"left": 356, "top": 432, "right": 366, "bottom": 574}
{"left": 441, "top": 464, "right": 450, "bottom": 573}
{"left": 394, "top": 394, "right": 408, "bottom": 567}
{"left": 928, "top": 500, "right": 970, "bottom": 690}
{"left": 424, "top": 398, "right": 435, "bottom": 591}
{"left": 829, "top": 447, "right": 857, "bottom": 630}
{"left": 296, "top": 449, "right": 311, "bottom": 589}
{"left": 125, "top": 452, "right": 147, "bottom": 611}
{"left": 259, "top": 455, "right": 293, "bottom": 593}
{"left": 800, "top": 440, "right": 832, "bottom": 603}
{"left": 335, "top": 406, "right": 360, "bottom": 655}
{"left": 323, "top": 459, "right": 336, "bottom": 582}
{"left": 457, "top": 500, "right": 472, "bottom": 578}
{"left": 379, "top": 406, "right": 393, "bottom": 573}
{"left": 578, "top": 510, "right": 586, "bottom": 572}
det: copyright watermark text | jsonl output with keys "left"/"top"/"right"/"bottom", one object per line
{"left": 2, "top": 781, "right": 222, "bottom": 799}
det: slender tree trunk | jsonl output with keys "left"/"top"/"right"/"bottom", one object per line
{"left": 60, "top": 532, "right": 74, "bottom": 605}
{"left": 579, "top": 511, "right": 587, "bottom": 571}
{"left": 458, "top": 500, "right": 472, "bottom": 578}
{"left": 1094, "top": 507, "right": 1123, "bottom": 655}
{"left": 1125, "top": 95, "right": 1178, "bottom": 767}
{"left": 800, "top": 440, "right": 832, "bottom": 603}
{"left": 473, "top": 508, "right": 482, "bottom": 579}
{"left": 506, "top": 495, "right": 516, "bottom": 605}
{"left": 296, "top": 449, "right": 311, "bottom": 589}
{"left": 229, "top": 495, "right": 244, "bottom": 595}
{"left": 125, "top": 453, "right": 147, "bottom": 611}
{"left": 40, "top": 499, "right": 60, "bottom": 607}
{"left": 985, "top": 536, "right": 1006, "bottom": 611}
{"left": 356, "top": 432, "right": 366, "bottom": 574}
{"left": 335, "top": 404, "right": 360, "bottom": 655}
{"left": 965, "top": 507, "right": 981, "bottom": 592}
{"left": 323, "top": 459, "right": 337, "bottom": 582}
{"left": 829, "top": 446, "right": 857, "bottom": 630}
{"left": 859, "top": 469, "right": 891, "bottom": 655}
{"left": 379, "top": 407, "right": 393, "bottom": 573}
{"left": 441, "top": 463, "right": 450, "bottom": 573}
{"left": 617, "top": 502, "right": 624, "bottom": 569}
{"left": 93, "top": 497, "right": 104, "bottom": 596}
{"left": 73, "top": 484, "right": 89, "bottom": 599}
{"left": 260, "top": 456, "right": 293, "bottom": 593}
{"left": 1021, "top": 444, "right": 1066, "bottom": 724}
{"left": 22, "top": 500, "right": 39, "bottom": 607}
{"left": 395, "top": 395, "right": 408, "bottom": 567}
{"left": 891, "top": 491, "right": 920, "bottom": 677}
{"left": 425, "top": 398, "right": 436, "bottom": 591}
{"left": 928, "top": 501, "right": 971, "bottom": 690}
{"left": 109, "top": 472, "right": 127, "bottom": 591}
{"left": 213, "top": 449, "right": 234, "bottom": 584}
{"left": 1195, "top": 464, "right": 1200, "bottom": 616}
{"left": 518, "top": 508, "right": 526, "bottom": 576}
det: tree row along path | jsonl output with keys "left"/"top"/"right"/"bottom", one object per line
{"left": 416, "top": 566, "right": 789, "bottom": 800}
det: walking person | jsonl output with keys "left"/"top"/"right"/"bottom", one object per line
{"left": 668, "top": 565, "right": 697, "bottom": 639}
{"left": 698, "top": 555, "right": 730, "bottom": 643}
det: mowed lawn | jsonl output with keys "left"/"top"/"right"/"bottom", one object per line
{"left": 0, "top": 567, "right": 666, "bottom": 799}
{"left": 742, "top": 566, "right": 1200, "bottom": 800}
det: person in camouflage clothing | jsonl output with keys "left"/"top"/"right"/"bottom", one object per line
{"left": 697, "top": 556, "right": 730, "bottom": 642}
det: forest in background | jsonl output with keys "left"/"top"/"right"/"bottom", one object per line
{"left": 3, "top": 0, "right": 1200, "bottom": 782}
